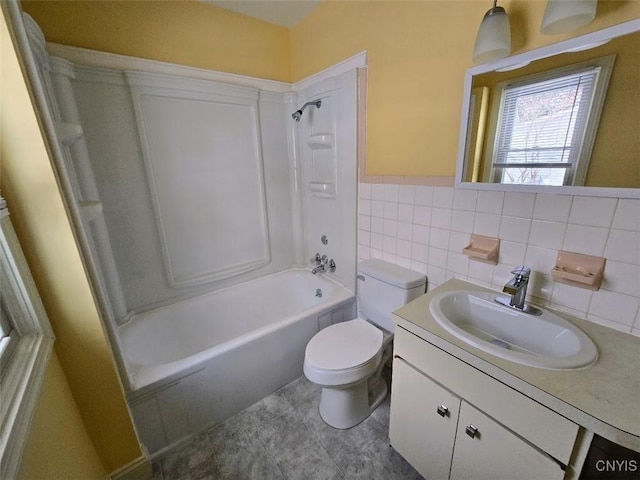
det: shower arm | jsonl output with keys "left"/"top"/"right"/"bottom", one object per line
{"left": 291, "top": 99, "right": 322, "bottom": 122}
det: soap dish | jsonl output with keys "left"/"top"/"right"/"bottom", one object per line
{"left": 551, "top": 251, "right": 605, "bottom": 291}
{"left": 462, "top": 234, "right": 499, "bottom": 265}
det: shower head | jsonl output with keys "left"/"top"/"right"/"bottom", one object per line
{"left": 291, "top": 99, "right": 322, "bottom": 122}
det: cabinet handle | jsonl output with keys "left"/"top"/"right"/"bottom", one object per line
{"left": 436, "top": 405, "right": 449, "bottom": 417}
{"left": 465, "top": 424, "right": 478, "bottom": 438}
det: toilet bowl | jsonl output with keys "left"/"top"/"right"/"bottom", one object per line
{"left": 303, "top": 259, "right": 426, "bottom": 429}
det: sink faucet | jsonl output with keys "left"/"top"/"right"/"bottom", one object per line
{"left": 496, "top": 266, "right": 542, "bottom": 315}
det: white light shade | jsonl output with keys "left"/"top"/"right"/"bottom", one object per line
{"left": 473, "top": 8, "right": 511, "bottom": 64}
{"left": 541, "top": 0, "right": 597, "bottom": 35}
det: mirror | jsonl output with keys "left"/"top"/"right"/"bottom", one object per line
{"left": 456, "top": 20, "right": 640, "bottom": 198}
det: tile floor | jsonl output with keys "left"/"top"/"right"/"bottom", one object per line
{"left": 151, "top": 371, "right": 424, "bottom": 480}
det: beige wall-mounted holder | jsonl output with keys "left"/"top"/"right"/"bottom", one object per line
{"left": 463, "top": 234, "right": 499, "bottom": 265}
{"left": 551, "top": 251, "right": 606, "bottom": 291}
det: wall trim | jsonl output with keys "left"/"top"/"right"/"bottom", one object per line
{"left": 293, "top": 51, "right": 367, "bottom": 92}
{"left": 360, "top": 175, "right": 456, "bottom": 187}
{"left": 108, "top": 455, "right": 151, "bottom": 480}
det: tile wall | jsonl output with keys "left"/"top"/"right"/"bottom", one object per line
{"left": 358, "top": 183, "right": 640, "bottom": 336}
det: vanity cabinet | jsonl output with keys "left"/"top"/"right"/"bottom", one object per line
{"left": 390, "top": 326, "right": 579, "bottom": 480}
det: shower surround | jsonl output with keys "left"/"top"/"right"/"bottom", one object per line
{"left": 24, "top": 14, "right": 360, "bottom": 454}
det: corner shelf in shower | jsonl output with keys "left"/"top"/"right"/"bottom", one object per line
{"left": 54, "top": 121, "right": 84, "bottom": 146}
{"left": 78, "top": 201, "right": 103, "bottom": 222}
{"left": 306, "top": 134, "right": 334, "bottom": 150}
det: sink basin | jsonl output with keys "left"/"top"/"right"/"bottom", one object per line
{"left": 429, "top": 291, "right": 598, "bottom": 370}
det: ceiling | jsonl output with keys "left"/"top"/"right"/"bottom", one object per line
{"left": 202, "top": 1, "right": 321, "bottom": 28}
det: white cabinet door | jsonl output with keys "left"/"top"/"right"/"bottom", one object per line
{"left": 390, "top": 357, "right": 461, "bottom": 479}
{"left": 450, "top": 402, "right": 565, "bottom": 480}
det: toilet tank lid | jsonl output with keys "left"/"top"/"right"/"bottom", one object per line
{"left": 359, "top": 259, "right": 426, "bottom": 289}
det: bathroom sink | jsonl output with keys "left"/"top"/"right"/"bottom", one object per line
{"left": 429, "top": 291, "right": 598, "bottom": 370}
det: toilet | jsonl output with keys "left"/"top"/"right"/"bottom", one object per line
{"left": 304, "top": 259, "right": 426, "bottom": 429}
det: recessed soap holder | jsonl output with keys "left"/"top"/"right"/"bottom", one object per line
{"left": 462, "top": 234, "right": 499, "bottom": 265}
{"left": 551, "top": 251, "right": 605, "bottom": 291}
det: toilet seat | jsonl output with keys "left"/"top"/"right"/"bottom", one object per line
{"left": 304, "top": 318, "right": 384, "bottom": 387}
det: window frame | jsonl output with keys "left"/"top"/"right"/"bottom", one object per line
{"left": 0, "top": 199, "right": 55, "bottom": 479}
{"left": 483, "top": 55, "right": 615, "bottom": 187}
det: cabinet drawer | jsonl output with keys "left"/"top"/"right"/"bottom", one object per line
{"left": 394, "top": 326, "right": 579, "bottom": 465}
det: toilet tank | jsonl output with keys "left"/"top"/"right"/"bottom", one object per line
{"left": 357, "top": 259, "right": 426, "bottom": 333}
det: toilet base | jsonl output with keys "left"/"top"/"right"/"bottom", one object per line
{"left": 318, "top": 376, "right": 388, "bottom": 429}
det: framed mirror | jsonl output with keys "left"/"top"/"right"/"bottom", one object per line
{"left": 456, "top": 19, "right": 640, "bottom": 198}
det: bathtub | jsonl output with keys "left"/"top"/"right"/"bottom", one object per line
{"left": 119, "top": 268, "right": 355, "bottom": 454}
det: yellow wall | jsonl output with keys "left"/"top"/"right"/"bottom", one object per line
{"left": 1, "top": 7, "right": 141, "bottom": 473}
{"left": 21, "top": 0, "right": 291, "bottom": 82}
{"left": 291, "top": 0, "right": 640, "bottom": 177}
{"left": 18, "top": 353, "right": 106, "bottom": 480}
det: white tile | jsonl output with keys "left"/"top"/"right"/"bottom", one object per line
{"left": 371, "top": 216, "right": 383, "bottom": 234}
{"left": 414, "top": 186, "right": 433, "bottom": 206}
{"left": 524, "top": 245, "right": 557, "bottom": 273}
{"left": 453, "top": 189, "right": 477, "bottom": 211}
{"left": 563, "top": 224, "right": 609, "bottom": 256}
{"left": 601, "top": 261, "right": 640, "bottom": 297}
{"left": 491, "top": 264, "right": 515, "bottom": 290}
{"left": 358, "top": 245, "right": 370, "bottom": 260}
{"left": 429, "top": 227, "right": 449, "bottom": 249}
{"left": 503, "top": 192, "right": 536, "bottom": 218}
{"left": 382, "top": 236, "right": 397, "bottom": 254}
{"left": 395, "top": 256, "right": 412, "bottom": 269}
{"left": 411, "top": 242, "right": 428, "bottom": 263}
{"left": 398, "top": 204, "right": 414, "bottom": 223}
{"left": 568, "top": 196, "right": 617, "bottom": 228}
{"left": 358, "top": 198, "right": 371, "bottom": 215}
{"left": 384, "top": 184, "right": 399, "bottom": 202}
{"left": 432, "top": 187, "right": 454, "bottom": 208}
{"left": 359, "top": 183, "right": 371, "bottom": 200}
{"left": 358, "top": 230, "right": 370, "bottom": 246}
{"left": 528, "top": 220, "right": 566, "bottom": 250}
{"left": 412, "top": 225, "right": 430, "bottom": 245}
{"left": 383, "top": 201, "right": 398, "bottom": 220}
{"left": 358, "top": 214, "right": 370, "bottom": 232}
{"left": 533, "top": 194, "right": 572, "bottom": 223}
{"left": 498, "top": 241, "right": 527, "bottom": 267}
{"left": 468, "top": 260, "right": 494, "bottom": 284}
{"left": 449, "top": 231, "right": 469, "bottom": 252}
{"left": 474, "top": 212, "right": 502, "bottom": 237}
{"left": 428, "top": 246, "right": 448, "bottom": 268}
{"left": 476, "top": 191, "right": 504, "bottom": 214}
{"left": 381, "top": 251, "right": 397, "bottom": 263}
{"left": 397, "top": 239, "right": 412, "bottom": 259}
{"left": 371, "top": 200, "right": 384, "bottom": 218}
{"left": 604, "top": 229, "right": 640, "bottom": 265}
{"left": 451, "top": 210, "right": 475, "bottom": 233}
{"left": 527, "top": 272, "right": 553, "bottom": 303}
{"left": 383, "top": 219, "right": 398, "bottom": 237}
{"left": 370, "top": 233, "right": 383, "bottom": 250}
{"left": 589, "top": 290, "right": 639, "bottom": 326}
{"left": 410, "top": 260, "right": 427, "bottom": 275}
{"left": 397, "top": 221, "right": 413, "bottom": 241}
{"left": 551, "top": 283, "right": 593, "bottom": 314}
{"left": 586, "top": 315, "right": 632, "bottom": 334}
{"left": 426, "top": 265, "right": 447, "bottom": 287}
{"left": 398, "top": 185, "right": 415, "bottom": 204}
{"left": 413, "top": 206, "right": 431, "bottom": 226}
{"left": 431, "top": 207, "right": 452, "bottom": 230}
{"left": 612, "top": 199, "right": 640, "bottom": 231}
{"left": 370, "top": 247, "right": 383, "bottom": 260}
{"left": 498, "top": 216, "right": 530, "bottom": 243}
{"left": 447, "top": 252, "right": 469, "bottom": 276}
{"left": 371, "top": 183, "right": 385, "bottom": 200}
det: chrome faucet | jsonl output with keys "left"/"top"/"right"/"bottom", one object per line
{"left": 311, "top": 254, "right": 336, "bottom": 274}
{"left": 495, "top": 266, "right": 542, "bottom": 315}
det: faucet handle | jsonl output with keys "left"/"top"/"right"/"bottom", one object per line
{"left": 510, "top": 266, "right": 531, "bottom": 278}
{"left": 311, "top": 253, "right": 321, "bottom": 265}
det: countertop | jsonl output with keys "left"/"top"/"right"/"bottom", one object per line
{"left": 393, "top": 278, "right": 640, "bottom": 452}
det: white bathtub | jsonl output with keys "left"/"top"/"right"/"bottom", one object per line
{"left": 119, "top": 268, "right": 355, "bottom": 453}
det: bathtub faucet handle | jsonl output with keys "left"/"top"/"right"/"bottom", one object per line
{"left": 311, "top": 253, "right": 322, "bottom": 265}
{"left": 321, "top": 255, "right": 328, "bottom": 265}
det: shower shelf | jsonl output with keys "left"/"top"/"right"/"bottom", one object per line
{"left": 54, "top": 121, "right": 84, "bottom": 146}
{"left": 78, "top": 201, "right": 103, "bottom": 222}
{"left": 306, "top": 134, "right": 334, "bottom": 150}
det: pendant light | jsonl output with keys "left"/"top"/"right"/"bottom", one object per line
{"left": 541, "top": 0, "right": 597, "bottom": 35}
{"left": 473, "top": 0, "right": 511, "bottom": 64}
